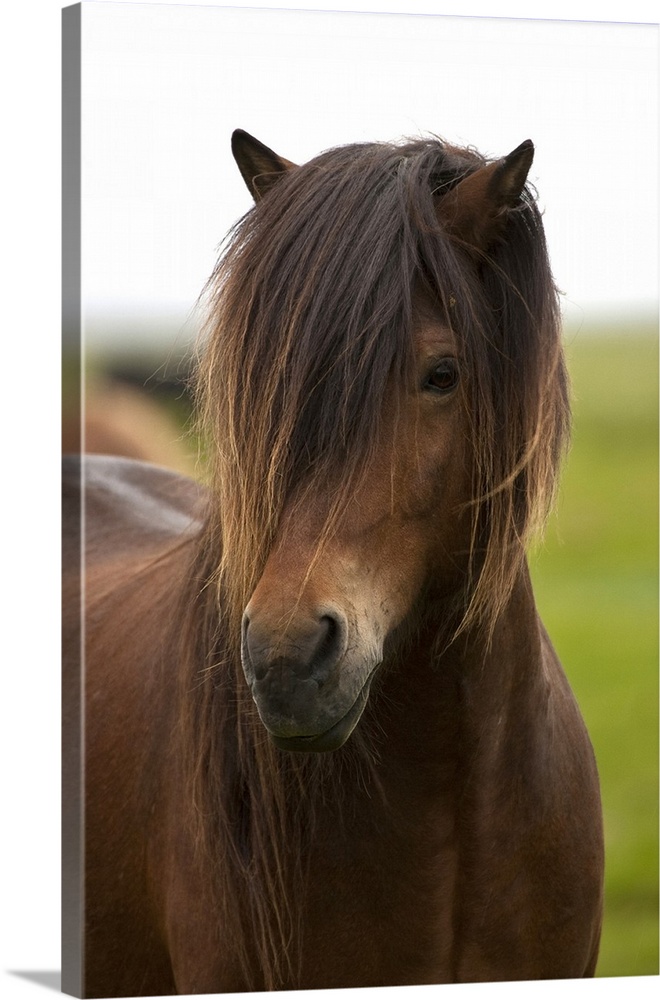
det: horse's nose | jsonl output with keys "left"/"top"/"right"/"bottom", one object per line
{"left": 241, "top": 608, "right": 348, "bottom": 688}
{"left": 241, "top": 597, "right": 375, "bottom": 747}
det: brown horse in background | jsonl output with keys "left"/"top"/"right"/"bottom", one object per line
{"left": 62, "top": 374, "right": 197, "bottom": 476}
{"left": 62, "top": 129, "right": 604, "bottom": 997}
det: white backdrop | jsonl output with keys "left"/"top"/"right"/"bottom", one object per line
{"left": 81, "top": 2, "right": 657, "bottom": 356}
{"left": 1, "top": 2, "right": 658, "bottom": 1000}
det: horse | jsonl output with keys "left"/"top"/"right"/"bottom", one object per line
{"left": 62, "top": 128, "right": 604, "bottom": 997}
{"left": 62, "top": 374, "right": 197, "bottom": 477}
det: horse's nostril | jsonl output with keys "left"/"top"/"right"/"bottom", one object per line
{"left": 313, "top": 614, "right": 344, "bottom": 679}
{"left": 241, "top": 607, "right": 347, "bottom": 686}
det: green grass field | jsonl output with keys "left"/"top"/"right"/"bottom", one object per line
{"left": 529, "top": 326, "right": 658, "bottom": 978}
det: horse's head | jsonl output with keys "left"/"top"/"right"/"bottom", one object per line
{"left": 241, "top": 286, "right": 473, "bottom": 751}
{"left": 203, "top": 130, "right": 566, "bottom": 752}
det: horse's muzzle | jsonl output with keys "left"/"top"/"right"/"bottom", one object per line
{"left": 241, "top": 606, "right": 375, "bottom": 751}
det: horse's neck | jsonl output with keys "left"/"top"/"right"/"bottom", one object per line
{"left": 373, "top": 562, "right": 548, "bottom": 800}
{"left": 454, "top": 562, "right": 547, "bottom": 730}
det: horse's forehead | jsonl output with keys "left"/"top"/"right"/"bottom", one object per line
{"left": 412, "top": 295, "right": 457, "bottom": 358}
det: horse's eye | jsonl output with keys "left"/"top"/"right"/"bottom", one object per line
{"left": 423, "top": 359, "right": 459, "bottom": 395}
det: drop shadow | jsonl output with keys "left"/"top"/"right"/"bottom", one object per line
{"left": 9, "top": 972, "right": 62, "bottom": 992}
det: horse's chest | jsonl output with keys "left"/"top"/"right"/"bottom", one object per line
{"left": 299, "top": 814, "right": 458, "bottom": 987}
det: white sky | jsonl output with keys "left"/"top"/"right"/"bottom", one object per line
{"left": 79, "top": 0, "right": 658, "bottom": 353}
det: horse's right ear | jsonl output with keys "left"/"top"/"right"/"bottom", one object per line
{"left": 231, "top": 129, "right": 297, "bottom": 201}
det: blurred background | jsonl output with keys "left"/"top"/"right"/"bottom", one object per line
{"left": 68, "top": 0, "right": 657, "bottom": 982}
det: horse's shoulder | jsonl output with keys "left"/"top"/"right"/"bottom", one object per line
{"left": 63, "top": 454, "right": 207, "bottom": 557}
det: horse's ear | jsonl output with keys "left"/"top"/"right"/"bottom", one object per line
{"left": 231, "top": 129, "right": 297, "bottom": 201}
{"left": 437, "top": 139, "right": 534, "bottom": 251}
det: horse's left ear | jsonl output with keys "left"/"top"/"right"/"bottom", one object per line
{"left": 231, "top": 129, "right": 297, "bottom": 201}
{"left": 437, "top": 139, "right": 534, "bottom": 251}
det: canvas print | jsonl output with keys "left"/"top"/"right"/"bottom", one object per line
{"left": 62, "top": 2, "right": 658, "bottom": 997}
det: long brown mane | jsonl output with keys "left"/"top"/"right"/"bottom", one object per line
{"left": 173, "top": 135, "right": 570, "bottom": 988}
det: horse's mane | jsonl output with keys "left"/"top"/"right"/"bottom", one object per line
{"left": 172, "top": 135, "right": 569, "bottom": 988}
